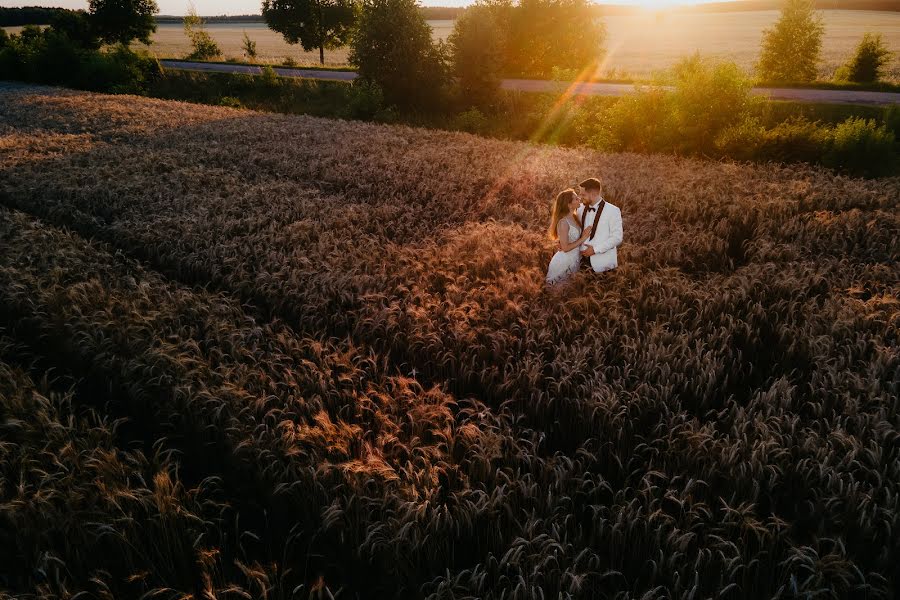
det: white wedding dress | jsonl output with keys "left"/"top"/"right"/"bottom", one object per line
{"left": 545, "top": 216, "right": 581, "bottom": 285}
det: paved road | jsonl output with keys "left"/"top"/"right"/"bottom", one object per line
{"left": 161, "top": 60, "right": 900, "bottom": 106}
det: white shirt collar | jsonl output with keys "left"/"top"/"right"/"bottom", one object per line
{"left": 586, "top": 197, "right": 604, "bottom": 210}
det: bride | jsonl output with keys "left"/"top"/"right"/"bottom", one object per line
{"left": 545, "top": 188, "right": 592, "bottom": 285}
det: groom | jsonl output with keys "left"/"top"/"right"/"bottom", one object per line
{"left": 576, "top": 177, "right": 623, "bottom": 273}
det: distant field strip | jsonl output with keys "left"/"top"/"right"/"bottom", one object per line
{"left": 9, "top": 9, "right": 895, "bottom": 78}
{"left": 5, "top": 11, "right": 898, "bottom": 78}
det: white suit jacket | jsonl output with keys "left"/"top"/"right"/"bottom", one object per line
{"left": 577, "top": 199, "right": 623, "bottom": 272}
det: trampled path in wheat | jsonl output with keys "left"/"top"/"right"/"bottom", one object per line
{"left": 1, "top": 81, "right": 897, "bottom": 599}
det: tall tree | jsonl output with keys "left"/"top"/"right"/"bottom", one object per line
{"left": 448, "top": 3, "right": 506, "bottom": 107}
{"left": 349, "top": 0, "right": 448, "bottom": 110}
{"left": 757, "top": 0, "right": 824, "bottom": 83}
{"left": 89, "top": 0, "right": 158, "bottom": 46}
{"left": 262, "top": 0, "right": 355, "bottom": 65}
{"left": 506, "top": 0, "right": 604, "bottom": 78}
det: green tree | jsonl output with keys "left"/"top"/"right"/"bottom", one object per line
{"left": 242, "top": 31, "right": 258, "bottom": 59}
{"left": 835, "top": 33, "right": 893, "bottom": 84}
{"left": 505, "top": 0, "right": 604, "bottom": 78}
{"left": 262, "top": 0, "right": 355, "bottom": 65}
{"left": 50, "top": 9, "right": 101, "bottom": 50}
{"left": 448, "top": 4, "right": 506, "bottom": 108}
{"left": 183, "top": 5, "right": 221, "bottom": 60}
{"left": 88, "top": 0, "right": 158, "bottom": 46}
{"left": 349, "top": 0, "right": 448, "bottom": 110}
{"left": 756, "top": 0, "right": 823, "bottom": 83}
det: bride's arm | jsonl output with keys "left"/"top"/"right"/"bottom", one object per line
{"left": 557, "top": 220, "right": 588, "bottom": 252}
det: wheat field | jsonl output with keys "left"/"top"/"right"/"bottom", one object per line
{"left": 148, "top": 10, "right": 900, "bottom": 78}
{"left": 0, "top": 82, "right": 898, "bottom": 599}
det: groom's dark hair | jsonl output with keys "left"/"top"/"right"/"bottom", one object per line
{"left": 580, "top": 177, "right": 603, "bottom": 191}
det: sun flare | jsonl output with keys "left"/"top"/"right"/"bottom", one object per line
{"left": 633, "top": 0, "right": 698, "bottom": 10}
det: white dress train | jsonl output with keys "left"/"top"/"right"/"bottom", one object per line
{"left": 545, "top": 217, "right": 581, "bottom": 285}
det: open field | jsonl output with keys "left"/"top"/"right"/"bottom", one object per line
{"left": 1, "top": 82, "right": 898, "bottom": 599}
{"left": 8, "top": 9, "right": 896, "bottom": 78}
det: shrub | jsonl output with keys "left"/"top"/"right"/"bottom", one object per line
{"left": 452, "top": 107, "right": 490, "bottom": 134}
{"left": 593, "top": 56, "right": 756, "bottom": 156}
{"left": 0, "top": 23, "right": 161, "bottom": 93}
{"left": 884, "top": 105, "right": 900, "bottom": 138}
{"left": 591, "top": 87, "right": 675, "bottom": 153}
{"left": 241, "top": 31, "right": 257, "bottom": 59}
{"left": 0, "top": 28, "right": 8, "bottom": 49}
{"left": 81, "top": 45, "right": 162, "bottom": 93}
{"left": 218, "top": 95, "right": 243, "bottom": 108}
{"left": 714, "top": 118, "right": 767, "bottom": 161}
{"left": 834, "top": 33, "right": 893, "bottom": 84}
{"left": 757, "top": 0, "right": 823, "bottom": 83}
{"left": 259, "top": 64, "right": 281, "bottom": 87}
{"left": 756, "top": 116, "right": 831, "bottom": 165}
{"left": 349, "top": 0, "right": 449, "bottom": 111}
{"left": 88, "top": 0, "right": 158, "bottom": 46}
{"left": 823, "top": 117, "right": 896, "bottom": 177}
{"left": 668, "top": 54, "right": 757, "bottom": 155}
{"left": 448, "top": 4, "right": 504, "bottom": 108}
{"left": 344, "top": 80, "right": 385, "bottom": 119}
{"left": 183, "top": 7, "right": 221, "bottom": 61}
{"left": 282, "top": 56, "right": 298, "bottom": 67}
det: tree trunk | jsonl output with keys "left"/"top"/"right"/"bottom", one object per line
{"left": 320, "top": 44, "right": 324, "bottom": 65}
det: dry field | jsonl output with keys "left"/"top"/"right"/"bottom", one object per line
{"left": 0, "top": 81, "right": 898, "bottom": 599}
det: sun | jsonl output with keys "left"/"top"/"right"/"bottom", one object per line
{"left": 634, "top": 0, "right": 695, "bottom": 9}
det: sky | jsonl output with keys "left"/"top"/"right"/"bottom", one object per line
{"left": 2, "top": 0, "right": 739, "bottom": 15}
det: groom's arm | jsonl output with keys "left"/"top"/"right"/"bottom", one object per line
{"left": 588, "top": 207, "right": 623, "bottom": 254}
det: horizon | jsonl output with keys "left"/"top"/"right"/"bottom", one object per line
{"left": 2, "top": 0, "right": 741, "bottom": 15}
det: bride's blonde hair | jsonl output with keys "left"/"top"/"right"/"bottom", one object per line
{"left": 548, "top": 188, "right": 580, "bottom": 240}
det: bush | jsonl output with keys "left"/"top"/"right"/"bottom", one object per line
{"left": 823, "top": 117, "right": 896, "bottom": 177}
{"left": 241, "top": 31, "right": 257, "bottom": 59}
{"left": 834, "top": 33, "right": 893, "bottom": 84}
{"left": 218, "top": 95, "right": 243, "bottom": 108}
{"left": 343, "top": 80, "right": 385, "bottom": 119}
{"left": 448, "top": 4, "right": 504, "bottom": 109}
{"left": 714, "top": 118, "right": 767, "bottom": 161}
{"left": 757, "top": 0, "right": 823, "bottom": 83}
{"left": 184, "top": 7, "right": 221, "bottom": 61}
{"left": 452, "top": 107, "right": 490, "bottom": 134}
{"left": 884, "top": 105, "right": 900, "bottom": 138}
{"left": 668, "top": 54, "right": 758, "bottom": 154}
{"left": 591, "top": 87, "right": 675, "bottom": 153}
{"left": 592, "top": 56, "right": 756, "bottom": 156}
{"left": 349, "top": 0, "right": 449, "bottom": 111}
{"left": 259, "top": 64, "right": 280, "bottom": 87}
{"left": 0, "top": 24, "right": 161, "bottom": 94}
{"left": 757, "top": 116, "right": 831, "bottom": 165}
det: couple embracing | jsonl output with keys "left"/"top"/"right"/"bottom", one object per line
{"left": 546, "top": 177, "right": 624, "bottom": 285}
